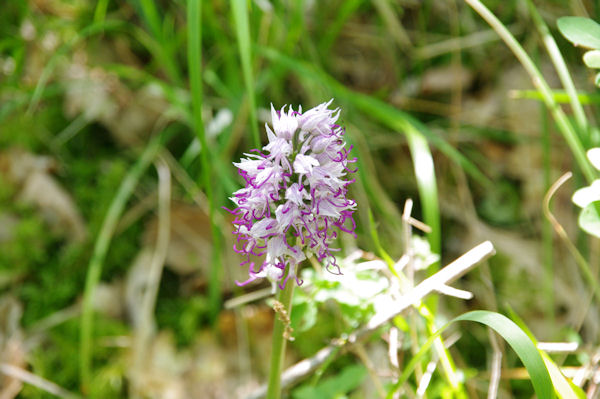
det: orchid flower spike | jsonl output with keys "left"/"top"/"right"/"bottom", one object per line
{"left": 226, "top": 100, "right": 357, "bottom": 291}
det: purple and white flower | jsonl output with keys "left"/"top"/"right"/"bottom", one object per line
{"left": 226, "top": 100, "right": 357, "bottom": 290}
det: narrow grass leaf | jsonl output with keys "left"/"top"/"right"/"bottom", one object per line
{"left": 93, "top": 0, "right": 110, "bottom": 24}
{"left": 542, "top": 353, "right": 586, "bottom": 399}
{"left": 507, "top": 308, "right": 584, "bottom": 399}
{"left": 386, "top": 310, "right": 554, "bottom": 399}
{"left": 187, "top": 0, "right": 223, "bottom": 320}
{"left": 232, "top": 0, "right": 261, "bottom": 149}
{"left": 527, "top": 1, "right": 589, "bottom": 144}
{"left": 79, "top": 134, "right": 162, "bottom": 391}
{"left": 511, "top": 89, "right": 600, "bottom": 105}
{"left": 405, "top": 128, "right": 441, "bottom": 266}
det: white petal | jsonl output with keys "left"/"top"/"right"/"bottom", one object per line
{"left": 588, "top": 148, "right": 600, "bottom": 171}
{"left": 267, "top": 234, "right": 287, "bottom": 258}
{"left": 573, "top": 180, "right": 600, "bottom": 207}
{"left": 250, "top": 218, "right": 276, "bottom": 237}
{"left": 285, "top": 183, "right": 307, "bottom": 205}
{"left": 293, "top": 154, "right": 319, "bottom": 174}
{"left": 266, "top": 124, "right": 276, "bottom": 143}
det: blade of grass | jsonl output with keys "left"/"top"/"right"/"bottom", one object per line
{"left": 405, "top": 128, "right": 441, "bottom": 269}
{"left": 93, "top": 0, "right": 110, "bottom": 25}
{"left": 79, "top": 134, "right": 162, "bottom": 392}
{"left": 232, "top": 0, "right": 261, "bottom": 149}
{"left": 526, "top": 0, "right": 589, "bottom": 146}
{"left": 541, "top": 98, "right": 555, "bottom": 323}
{"left": 188, "top": 0, "right": 223, "bottom": 320}
{"left": 134, "top": 0, "right": 181, "bottom": 84}
{"left": 464, "top": 0, "right": 596, "bottom": 183}
{"left": 130, "top": 158, "right": 171, "bottom": 397}
{"left": 511, "top": 89, "right": 600, "bottom": 105}
{"left": 507, "top": 308, "right": 586, "bottom": 399}
{"left": 317, "top": 0, "right": 363, "bottom": 53}
{"left": 386, "top": 310, "right": 554, "bottom": 399}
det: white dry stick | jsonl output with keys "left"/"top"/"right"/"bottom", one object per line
{"left": 130, "top": 159, "right": 171, "bottom": 398}
{"left": 0, "top": 363, "right": 82, "bottom": 399}
{"left": 402, "top": 199, "right": 415, "bottom": 285}
{"left": 245, "top": 241, "right": 495, "bottom": 399}
{"left": 487, "top": 329, "right": 502, "bottom": 399}
{"left": 225, "top": 287, "right": 274, "bottom": 309}
{"left": 537, "top": 342, "right": 579, "bottom": 353}
{"left": 388, "top": 327, "right": 400, "bottom": 369}
{"left": 435, "top": 284, "right": 473, "bottom": 300}
{"left": 417, "top": 360, "right": 438, "bottom": 398}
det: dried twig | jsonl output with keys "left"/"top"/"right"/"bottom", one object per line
{"left": 487, "top": 329, "right": 502, "bottom": 399}
{"left": 245, "top": 241, "right": 495, "bottom": 399}
{"left": 0, "top": 363, "right": 81, "bottom": 399}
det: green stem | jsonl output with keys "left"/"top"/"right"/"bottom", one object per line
{"left": 526, "top": 0, "right": 589, "bottom": 145}
{"left": 541, "top": 92, "right": 555, "bottom": 324}
{"left": 266, "top": 265, "right": 298, "bottom": 399}
{"left": 79, "top": 135, "right": 162, "bottom": 392}
{"left": 232, "top": 0, "right": 261, "bottom": 149}
{"left": 187, "top": 0, "right": 223, "bottom": 320}
{"left": 465, "top": 0, "right": 596, "bottom": 183}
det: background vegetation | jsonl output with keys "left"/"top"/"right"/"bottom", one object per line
{"left": 1, "top": 0, "right": 600, "bottom": 398}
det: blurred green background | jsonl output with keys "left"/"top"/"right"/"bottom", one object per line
{"left": 1, "top": 0, "right": 599, "bottom": 398}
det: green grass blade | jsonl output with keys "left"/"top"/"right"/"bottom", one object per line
{"left": 511, "top": 89, "right": 600, "bottom": 105}
{"left": 317, "top": 0, "right": 363, "bottom": 53}
{"left": 526, "top": 0, "right": 589, "bottom": 145}
{"left": 187, "top": 0, "right": 223, "bottom": 320}
{"left": 540, "top": 100, "right": 555, "bottom": 322}
{"left": 131, "top": 0, "right": 181, "bottom": 83}
{"left": 232, "top": 0, "right": 261, "bottom": 149}
{"left": 93, "top": 0, "right": 110, "bottom": 24}
{"left": 507, "top": 308, "right": 585, "bottom": 399}
{"left": 79, "top": 134, "right": 162, "bottom": 392}
{"left": 405, "top": 128, "right": 441, "bottom": 268}
{"left": 386, "top": 310, "right": 554, "bottom": 399}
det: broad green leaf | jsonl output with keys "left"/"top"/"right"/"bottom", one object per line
{"left": 542, "top": 353, "right": 586, "bottom": 399}
{"left": 386, "top": 311, "right": 554, "bottom": 399}
{"left": 578, "top": 200, "right": 600, "bottom": 238}
{"left": 558, "top": 17, "right": 600, "bottom": 50}
{"left": 583, "top": 50, "right": 600, "bottom": 68}
{"left": 508, "top": 308, "right": 584, "bottom": 399}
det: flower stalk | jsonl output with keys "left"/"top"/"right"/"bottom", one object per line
{"left": 266, "top": 263, "right": 297, "bottom": 399}
{"left": 228, "top": 100, "right": 357, "bottom": 397}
